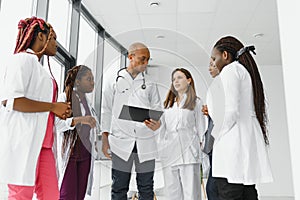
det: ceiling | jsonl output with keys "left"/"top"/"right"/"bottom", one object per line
{"left": 82, "top": 0, "right": 281, "bottom": 69}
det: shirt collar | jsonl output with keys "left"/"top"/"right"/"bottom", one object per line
{"left": 121, "top": 68, "right": 144, "bottom": 80}
{"left": 176, "top": 93, "right": 187, "bottom": 107}
{"left": 25, "top": 48, "right": 39, "bottom": 62}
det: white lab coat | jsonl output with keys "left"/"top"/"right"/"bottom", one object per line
{"left": 0, "top": 51, "right": 55, "bottom": 185}
{"left": 207, "top": 61, "right": 273, "bottom": 184}
{"left": 158, "top": 95, "right": 206, "bottom": 166}
{"left": 158, "top": 95, "right": 206, "bottom": 200}
{"left": 101, "top": 68, "right": 162, "bottom": 163}
{"left": 55, "top": 93, "right": 97, "bottom": 195}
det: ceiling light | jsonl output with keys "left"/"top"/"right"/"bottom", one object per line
{"left": 150, "top": 2, "right": 160, "bottom": 7}
{"left": 156, "top": 35, "right": 165, "bottom": 39}
{"left": 253, "top": 33, "right": 264, "bottom": 38}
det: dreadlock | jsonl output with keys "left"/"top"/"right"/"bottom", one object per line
{"left": 14, "top": 16, "right": 54, "bottom": 58}
{"left": 164, "top": 68, "right": 197, "bottom": 110}
{"left": 214, "top": 36, "right": 269, "bottom": 145}
{"left": 61, "top": 65, "right": 92, "bottom": 155}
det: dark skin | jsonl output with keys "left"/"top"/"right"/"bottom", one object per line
{"left": 210, "top": 48, "right": 233, "bottom": 73}
{"left": 202, "top": 48, "right": 232, "bottom": 116}
{"left": 101, "top": 47, "right": 160, "bottom": 159}
{"left": 70, "top": 70, "right": 97, "bottom": 128}
{"left": 10, "top": 30, "right": 71, "bottom": 119}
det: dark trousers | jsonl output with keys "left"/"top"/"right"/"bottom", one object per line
{"left": 59, "top": 157, "right": 91, "bottom": 200}
{"left": 206, "top": 152, "right": 219, "bottom": 200}
{"left": 215, "top": 177, "right": 258, "bottom": 200}
{"left": 111, "top": 145, "right": 155, "bottom": 200}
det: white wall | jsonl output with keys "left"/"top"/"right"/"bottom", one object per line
{"left": 277, "top": 0, "right": 300, "bottom": 199}
{"left": 257, "top": 65, "right": 294, "bottom": 197}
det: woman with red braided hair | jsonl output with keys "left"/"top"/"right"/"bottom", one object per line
{"left": 0, "top": 16, "right": 71, "bottom": 200}
{"left": 206, "top": 36, "right": 273, "bottom": 199}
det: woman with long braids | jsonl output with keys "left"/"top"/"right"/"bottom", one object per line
{"left": 207, "top": 36, "right": 273, "bottom": 199}
{"left": 56, "top": 65, "right": 97, "bottom": 200}
{"left": 0, "top": 16, "right": 70, "bottom": 199}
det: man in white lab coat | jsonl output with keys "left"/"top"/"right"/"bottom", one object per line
{"left": 101, "top": 42, "right": 161, "bottom": 200}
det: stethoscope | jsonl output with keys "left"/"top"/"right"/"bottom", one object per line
{"left": 116, "top": 67, "right": 146, "bottom": 93}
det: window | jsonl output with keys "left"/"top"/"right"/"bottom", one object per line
{"left": 77, "top": 14, "right": 97, "bottom": 68}
{"left": 47, "top": 0, "right": 72, "bottom": 50}
{"left": 77, "top": 14, "right": 98, "bottom": 105}
{"left": 103, "top": 40, "right": 122, "bottom": 77}
{"left": 0, "top": 0, "right": 32, "bottom": 61}
{"left": 43, "top": 57, "right": 65, "bottom": 94}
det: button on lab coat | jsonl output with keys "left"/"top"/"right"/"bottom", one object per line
{"left": 207, "top": 61, "right": 273, "bottom": 185}
{"left": 101, "top": 68, "right": 162, "bottom": 163}
{"left": 0, "top": 52, "right": 54, "bottom": 185}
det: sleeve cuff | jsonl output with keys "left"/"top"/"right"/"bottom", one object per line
{"left": 6, "top": 98, "right": 15, "bottom": 111}
{"left": 66, "top": 117, "right": 76, "bottom": 130}
{"left": 101, "top": 129, "right": 110, "bottom": 135}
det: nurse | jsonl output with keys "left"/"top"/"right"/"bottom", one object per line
{"left": 0, "top": 16, "right": 70, "bottom": 200}
{"left": 202, "top": 61, "right": 220, "bottom": 200}
{"left": 101, "top": 42, "right": 162, "bottom": 200}
{"left": 207, "top": 36, "right": 273, "bottom": 199}
{"left": 151, "top": 68, "right": 206, "bottom": 200}
{"left": 56, "top": 65, "right": 98, "bottom": 200}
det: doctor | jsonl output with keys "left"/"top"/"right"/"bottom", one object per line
{"left": 101, "top": 42, "right": 161, "bottom": 200}
{"left": 207, "top": 36, "right": 273, "bottom": 200}
{"left": 202, "top": 62, "right": 220, "bottom": 200}
{"left": 55, "top": 65, "right": 98, "bottom": 200}
{"left": 156, "top": 68, "right": 206, "bottom": 200}
{"left": 0, "top": 17, "right": 70, "bottom": 200}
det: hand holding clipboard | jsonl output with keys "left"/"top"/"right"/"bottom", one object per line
{"left": 118, "top": 105, "right": 163, "bottom": 131}
{"left": 118, "top": 105, "right": 163, "bottom": 122}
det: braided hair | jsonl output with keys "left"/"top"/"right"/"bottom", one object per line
{"left": 62, "top": 65, "right": 92, "bottom": 155}
{"left": 213, "top": 36, "right": 269, "bottom": 145}
{"left": 14, "top": 16, "right": 54, "bottom": 57}
{"left": 164, "top": 68, "right": 197, "bottom": 110}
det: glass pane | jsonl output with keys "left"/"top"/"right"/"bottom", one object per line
{"left": 103, "top": 40, "right": 121, "bottom": 77}
{"left": 77, "top": 14, "right": 97, "bottom": 105}
{"left": 48, "top": 0, "right": 71, "bottom": 49}
{"left": 77, "top": 15, "right": 97, "bottom": 67}
{"left": 0, "top": 0, "right": 32, "bottom": 61}
{"left": 43, "top": 57, "right": 65, "bottom": 94}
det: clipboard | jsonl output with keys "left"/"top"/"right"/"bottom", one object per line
{"left": 118, "top": 105, "right": 163, "bottom": 122}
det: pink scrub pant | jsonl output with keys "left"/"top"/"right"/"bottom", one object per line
{"left": 8, "top": 148, "right": 59, "bottom": 200}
